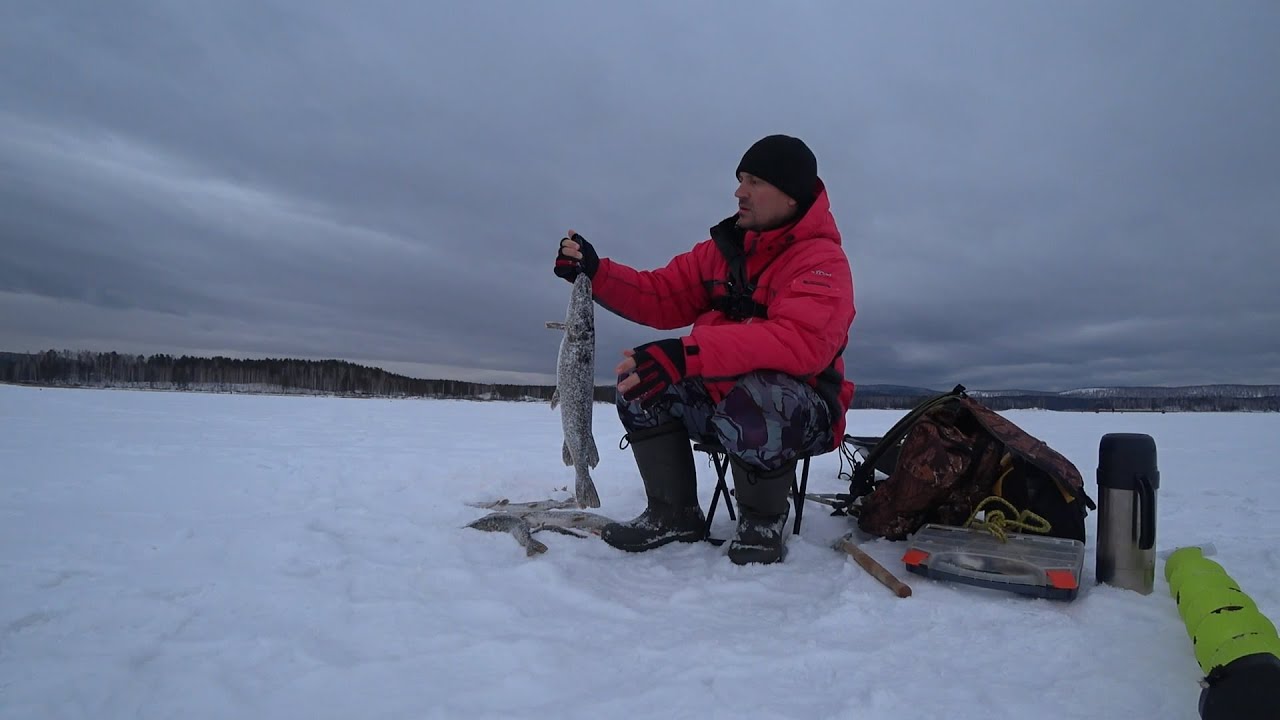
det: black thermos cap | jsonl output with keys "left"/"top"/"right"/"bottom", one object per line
{"left": 1097, "top": 432, "right": 1161, "bottom": 491}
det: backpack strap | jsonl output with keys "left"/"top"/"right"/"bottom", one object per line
{"left": 844, "top": 384, "right": 969, "bottom": 503}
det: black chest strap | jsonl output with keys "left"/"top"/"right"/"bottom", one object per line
{"left": 708, "top": 216, "right": 769, "bottom": 321}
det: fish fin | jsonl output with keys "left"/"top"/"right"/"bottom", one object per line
{"left": 549, "top": 388, "right": 559, "bottom": 410}
{"left": 586, "top": 434, "right": 600, "bottom": 468}
{"left": 562, "top": 440, "right": 573, "bottom": 466}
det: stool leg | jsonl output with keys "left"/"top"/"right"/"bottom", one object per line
{"left": 792, "top": 457, "right": 811, "bottom": 535}
{"left": 704, "top": 452, "right": 735, "bottom": 538}
{"left": 720, "top": 453, "right": 736, "bottom": 521}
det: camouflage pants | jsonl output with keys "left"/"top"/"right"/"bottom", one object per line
{"left": 616, "top": 371, "right": 833, "bottom": 471}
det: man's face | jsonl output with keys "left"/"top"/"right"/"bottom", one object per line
{"left": 734, "top": 172, "right": 798, "bottom": 231}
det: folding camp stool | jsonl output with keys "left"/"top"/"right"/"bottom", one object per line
{"left": 693, "top": 440, "right": 814, "bottom": 545}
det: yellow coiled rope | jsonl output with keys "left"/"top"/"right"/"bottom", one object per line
{"left": 963, "top": 496, "right": 1051, "bottom": 542}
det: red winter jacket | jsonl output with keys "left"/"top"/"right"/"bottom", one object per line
{"left": 592, "top": 180, "right": 856, "bottom": 448}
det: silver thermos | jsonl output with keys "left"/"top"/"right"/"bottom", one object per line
{"left": 1096, "top": 433, "right": 1160, "bottom": 594}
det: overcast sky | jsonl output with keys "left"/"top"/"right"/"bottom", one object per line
{"left": 3, "top": 1, "right": 1278, "bottom": 391}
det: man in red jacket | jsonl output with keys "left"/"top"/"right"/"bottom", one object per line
{"left": 554, "top": 134, "right": 856, "bottom": 564}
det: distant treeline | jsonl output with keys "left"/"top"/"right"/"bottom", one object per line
{"left": 0, "top": 349, "right": 614, "bottom": 403}
{"left": 3, "top": 350, "right": 1278, "bottom": 411}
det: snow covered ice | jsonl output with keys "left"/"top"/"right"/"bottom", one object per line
{"left": 2, "top": 384, "right": 1277, "bottom": 719}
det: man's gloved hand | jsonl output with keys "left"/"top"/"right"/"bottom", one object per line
{"left": 619, "top": 338, "right": 695, "bottom": 408}
{"left": 554, "top": 232, "right": 600, "bottom": 283}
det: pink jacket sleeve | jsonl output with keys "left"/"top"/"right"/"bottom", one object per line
{"left": 590, "top": 243, "right": 715, "bottom": 330}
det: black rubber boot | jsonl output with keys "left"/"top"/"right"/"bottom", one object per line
{"left": 601, "top": 423, "right": 707, "bottom": 552}
{"left": 727, "top": 458, "right": 795, "bottom": 565}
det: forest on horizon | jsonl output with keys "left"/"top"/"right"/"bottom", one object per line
{"left": 4, "top": 349, "right": 1278, "bottom": 412}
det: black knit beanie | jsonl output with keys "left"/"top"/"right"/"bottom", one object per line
{"left": 735, "top": 134, "right": 818, "bottom": 208}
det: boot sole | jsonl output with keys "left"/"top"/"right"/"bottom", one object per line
{"left": 728, "top": 542, "right": 789, "bottom": 566}
{"left": 602, "top": 531, "right": 707, "bottom": 553}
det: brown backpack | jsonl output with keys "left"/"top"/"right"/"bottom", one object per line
{"left": 843, "top": 386, "right": 1096, "bottom": 542}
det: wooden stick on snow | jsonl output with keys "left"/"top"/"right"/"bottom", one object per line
{"left": 834, "top": 533, "right": 913, "bottom": 598}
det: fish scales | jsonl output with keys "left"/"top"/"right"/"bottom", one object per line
{"left": 520, "top": 509, "right": 614, "bottom": 534}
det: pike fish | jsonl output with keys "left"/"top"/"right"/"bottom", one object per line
{"left": 547, "top": 274, "right": 601, "bottom": 508}
{"left": 518, "top": 509, "right": 615, "bottom": 536}
{"left": 466, "top": 512, "right": 548, "bottom": 557}
{"left": 466, "top": 498, "right": 580, "bottom": 512}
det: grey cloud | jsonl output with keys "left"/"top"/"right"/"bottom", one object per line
{"left": 3, "top": 0, "right": 1278, "bottom": 391}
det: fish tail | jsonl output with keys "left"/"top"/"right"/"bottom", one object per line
{"left": 576, "top": 469, "right": 601, "bottom": 509}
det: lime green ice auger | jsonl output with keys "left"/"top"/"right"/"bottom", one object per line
{"left": 1165, "top": 546, "right": 1280, "bottom": 719}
